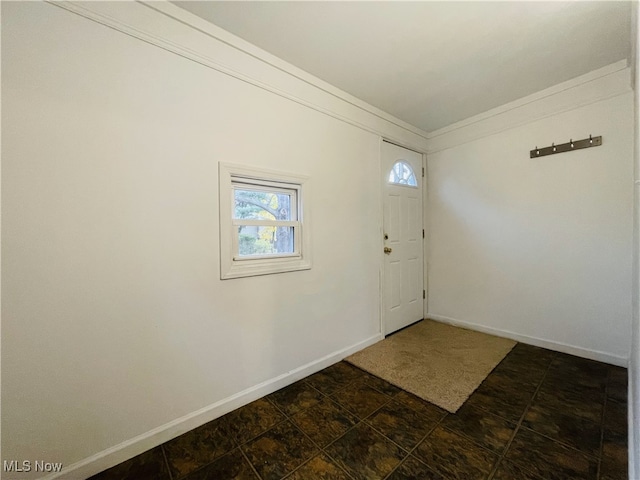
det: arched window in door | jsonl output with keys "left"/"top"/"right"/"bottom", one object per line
{"left": 388, "top": 161, "right": 417, "bottom": 187}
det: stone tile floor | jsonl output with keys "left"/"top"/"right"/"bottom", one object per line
{"left": 90, "top": 343, "right": 628, "bottom": 480}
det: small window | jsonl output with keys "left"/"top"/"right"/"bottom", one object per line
{"left": 233, "top": 183, "right": 297, "bottom": 258}
{"left": 219, "top": 163, "right": 311, "bottom": 279}
{"left": 388, "top": 161, "right": 417, "bottom": 187}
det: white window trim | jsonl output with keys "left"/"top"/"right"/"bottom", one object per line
{"left": 219, "top": 162, "right": 312, "bottom": 279}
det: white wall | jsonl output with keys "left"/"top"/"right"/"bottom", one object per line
{"left": 3, "top": 1, "right": 635, "bottom": 478}
{"left": 630, "top": 2, "right": 640, "bottom": 478}
{"left": 427, "top": 73, "right": 634, "bottom": 365}
{"left": 1, "top": 3, "right": 427, "bottom": 478}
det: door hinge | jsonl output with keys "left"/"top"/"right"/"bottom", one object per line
{"left": 423, "top": 290, "right": 426, "bottom": 299}
{"left": 422, "top": 167, "right": 425, "bottom": 177}
{"left": 422, "top": 229, "right": 425, "bottom": 238}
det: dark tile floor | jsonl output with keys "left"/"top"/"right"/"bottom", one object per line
{"left": 90, "top": 343, "right": 628, "bottom": 480}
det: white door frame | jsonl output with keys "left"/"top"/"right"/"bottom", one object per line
{"left": 422, "top": 151, "right": 428, "bottom": 321}
{"left": 379, "top": 138, "right": 427, "bottom": 336}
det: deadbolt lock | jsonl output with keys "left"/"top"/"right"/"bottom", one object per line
{"left": 384, "top": 234, "right": 389, "bottom": 240}
{"left": 384, "top": 247, "right": 392, "bottom": 254}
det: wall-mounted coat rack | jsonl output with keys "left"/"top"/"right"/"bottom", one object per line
{"left": 530, "top": 135, "right": 602, "bottom": 158}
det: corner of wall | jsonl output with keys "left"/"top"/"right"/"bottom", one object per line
{"left": 630, "top": 1, "right": 640, "bottom": 477}
{"left": 425, "top": 60, "right": 632, "bottom": 154}
{"left": 425, "top": 58, "right": 635, "bottom": 373}
{"left": 625, "top": 2, "right": 640, "bottom": 478}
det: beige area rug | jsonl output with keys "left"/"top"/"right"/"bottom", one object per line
{"left": 346, "top": 319, "right": 516, "bottom": 413}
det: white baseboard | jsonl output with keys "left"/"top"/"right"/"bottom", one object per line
{"left": 427, "top": 314, "right": 628, "bottom": 367}
{"left": 44, "top": 333, "right": 383, "bottom": 480}
{"left": 629, "top": 369, "right": 637, "bottom": 480}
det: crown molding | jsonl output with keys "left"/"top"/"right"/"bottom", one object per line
{"left": 46, "top": 0, "right": 429, "bottom": 152}
{"left": 426, "top": 61, "right": 631, "bottom": 154}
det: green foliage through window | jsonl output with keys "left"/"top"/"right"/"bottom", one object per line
{"left": 234, "top": 188, "right": 294, "bottom": 256}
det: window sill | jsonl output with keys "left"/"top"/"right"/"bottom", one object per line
{"left": 221, "top": 257, "right": 311, "bottom": 279}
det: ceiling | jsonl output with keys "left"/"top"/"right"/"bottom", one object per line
{"left": 175, "top": 1, "right": 632, "bottom": 133}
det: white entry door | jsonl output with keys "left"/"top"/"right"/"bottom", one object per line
{"left": 382, "top": 141, "right": 424, "bottom": 335}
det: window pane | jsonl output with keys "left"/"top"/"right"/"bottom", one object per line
{"left": 234, "top": 189, "right": 293, "bottom": 221}
{"left": 388, "top": 161, "right": 417, "bottom": 187}
{"left": 238, "top": 226, "right": 294, "bottom": 256}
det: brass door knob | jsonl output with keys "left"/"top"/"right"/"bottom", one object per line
{"left": 384, "top": 247, "right": 392, "bottom": 254}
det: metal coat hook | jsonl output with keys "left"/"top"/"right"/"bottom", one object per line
{"left": 530, "top": 135, "right": 602, "bottom": 158}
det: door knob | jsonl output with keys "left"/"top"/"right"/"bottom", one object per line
{"left": 384, "top": 247, "right": 392, "bottom": 254}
